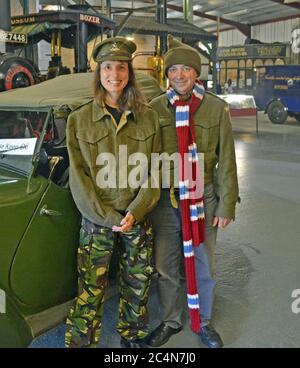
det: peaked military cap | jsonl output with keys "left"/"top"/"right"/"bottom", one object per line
{"left": 164, "top": 35, "right": 202, "bottom": 77}
{"left": 92, "top": 36, "right": 137, "bottom": 63}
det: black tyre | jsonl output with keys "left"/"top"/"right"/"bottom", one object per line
{"left": 0, "top": 54, "right": 39, "bottom": 91}
{"left": 267, "top": 100, "right": 288, "bottom": 124}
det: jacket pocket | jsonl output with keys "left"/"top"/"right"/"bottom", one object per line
{"left": 76, "top": 128, "right": 110, "bottom": 168}
{"left": 127, "top": 127, "right": 156, "bottom": 157}
{"left": 159, "top": 116, "right": 177, "bottom": 155}
{"left": 194, "top": 121, "right": 218, "bottom": 153}
{"left": 127, "top": 127, "right": 155, "bottom": 142}
{"left": 159, "top": 116, "right": 172, "bottom": 128}
{"left": 76, "top": 128, "right": 109, "bottom": 143}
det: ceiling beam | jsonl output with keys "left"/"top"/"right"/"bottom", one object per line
{"left": 111, "top": 5, "right": 157, "bottom": 14}
{"left": 166, "top": 4, "right": 251, "bottom": 38}
{"left": 114, "top": 9, "right": 133, "bottom": 35}
{"left": 269, "top": 0, "right": 300, "bottom": 10}
{"left": 252, "top": 12, "right": 300, "bottom": 25}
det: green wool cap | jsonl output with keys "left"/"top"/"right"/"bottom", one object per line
{"left": 92, "top": 36, "right": 137, "bottom": 63}
{"left": 164, "top": 35, "right": 201, "bottom": 76}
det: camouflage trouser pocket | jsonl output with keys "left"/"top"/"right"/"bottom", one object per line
{"left": 116, "top": 219, "right": 154, "bottom": 340}
{"left": 119, "top": 219, "right": 154, "bottom": 276}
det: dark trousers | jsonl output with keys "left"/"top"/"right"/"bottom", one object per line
{"left": 149, "top": 184, "right": 218, "bottom": 328}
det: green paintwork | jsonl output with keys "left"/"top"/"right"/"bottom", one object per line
{"left": 0, "top": 168, "right": 80, "bottom": 347}
{"left": 0, "top": 169, "right": 48, "bottom": 290}
{"left": 10, "top": 180, "right": 79, "bottom": 313}
{"left": 0, "top": 296, "right": 33, "bottom": 348}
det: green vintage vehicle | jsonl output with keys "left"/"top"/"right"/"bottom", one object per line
{"left": 0, "top": 72, "right": 163, "bottom": 348}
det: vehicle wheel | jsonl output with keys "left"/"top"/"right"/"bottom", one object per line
{"left": 267, "top": 100, "right": 288, "bottom": 124}
{"left": 294, "top": 113, "right": 300, "bottom": 123}
{"left": 0, "top": 54, "right": 39, "bottom": 91}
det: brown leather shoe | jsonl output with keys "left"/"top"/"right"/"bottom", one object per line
{"left": 147, "top": 322, "right": 182, "bottom": 347}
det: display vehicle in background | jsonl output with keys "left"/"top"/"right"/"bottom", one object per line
{"left": 254, "top": 65, "right": 300, "bottom": 124}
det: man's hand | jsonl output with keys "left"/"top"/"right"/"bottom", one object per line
{"left": 213, "top": 217, "right": 232, "bottom": 229}
{"left": 112, "top": 212, "right": 136, "bottom": 232}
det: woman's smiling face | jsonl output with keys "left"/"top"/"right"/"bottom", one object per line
{"left": 100, "top": 60, "right": 129, "bottom": 100}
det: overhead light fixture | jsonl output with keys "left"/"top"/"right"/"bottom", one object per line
{"left": 40, "top": 5, "right": 63, "bottom": 11}
{"left": 284, "top": 0, "right": 300, "bottom": 3}
{"left": 198, "top": 42, "right": 209, "bottom": 53}
{"left": 224, "top": 9, "right": 250, "bottom": 17}
{"left": 126, "top": 36, "right": 134, "bottom": 41}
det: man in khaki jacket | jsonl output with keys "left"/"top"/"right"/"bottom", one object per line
{"left": 147, "top": 36, "right": 239, "bottom": 348}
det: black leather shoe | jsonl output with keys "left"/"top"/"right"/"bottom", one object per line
{"left": 120, "top": 337, "right": 148, "bottom": 348}
{"left": 199, "top": 324, "right": 224, "bottom": 348}
{"left": 147, "top": 322, "right": 182, "bottom": 347}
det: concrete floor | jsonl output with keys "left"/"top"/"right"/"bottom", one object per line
{"left": 29, "top": 112, "right": 300, "bottom": 348}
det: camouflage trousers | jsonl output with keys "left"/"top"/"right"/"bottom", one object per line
{"left": 65, "top": 218, "right": 154, "bottom": 348}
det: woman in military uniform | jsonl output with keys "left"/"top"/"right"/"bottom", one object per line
{"left": 65, "top": 37, "right": 161, "bottom": 348}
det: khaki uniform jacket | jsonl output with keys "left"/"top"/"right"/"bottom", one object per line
{"left": 150, "top": 91, "right": 239, "bottom": 219}
{"left": 66, "top": 100, "right": 161, "bottom": 228}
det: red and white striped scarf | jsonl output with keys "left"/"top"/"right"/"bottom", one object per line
{"left": 167, "top": 79, "right": 205, "bottom": 333}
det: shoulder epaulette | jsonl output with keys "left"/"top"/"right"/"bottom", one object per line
{"left": 205, "top": 91, "right": 227, "bottom": 105}
{"left": 69, "top": 99, "right": 94, "bottom": 115}
{"left": 150, "top": 92, "right": 167, "bottom": 105}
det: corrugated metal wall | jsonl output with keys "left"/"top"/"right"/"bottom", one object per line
{"left": 10, "top": 0, "right": 38, "bottom": 16}
{"left": 252, "top": 20, "right": 293, "bottom": 43}
{"left": 218, "top": 18, "right": 300, "bottom": 47}
{"left": 218, "top": 29, "right": 246, "bottom": 46}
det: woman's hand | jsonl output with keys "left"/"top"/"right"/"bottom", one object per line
{"left": 112, "top": 212, "right": 136, "bottom": 232}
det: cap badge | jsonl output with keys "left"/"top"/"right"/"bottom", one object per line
{"left": 109, "top": 42, "right": 121, "bottom": 52}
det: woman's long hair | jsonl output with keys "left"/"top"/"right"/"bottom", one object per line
{"left": 93, "top": 61, "right": 147, "bottom": 115}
